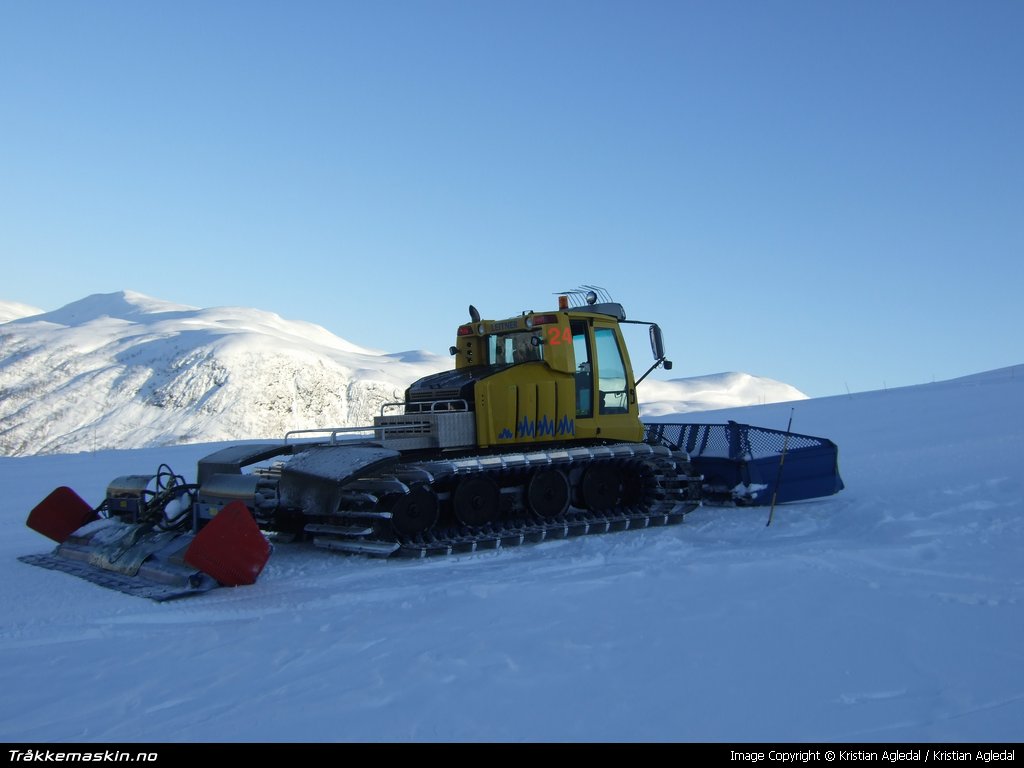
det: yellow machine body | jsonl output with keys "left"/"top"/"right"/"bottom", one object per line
{"left": 452, "top": 305, "right": 644, "bottom": 448}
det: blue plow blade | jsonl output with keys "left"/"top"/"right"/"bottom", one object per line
{"left": 643, "top": 422, "right": 845, "bottom": 506}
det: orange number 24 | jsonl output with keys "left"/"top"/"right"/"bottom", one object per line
{"left": 546, "top": 326, "right": 573, "bottom": 345}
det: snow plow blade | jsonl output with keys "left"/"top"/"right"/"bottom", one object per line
{"left": 644, "top": 422, "right": 844, "bottom": 505}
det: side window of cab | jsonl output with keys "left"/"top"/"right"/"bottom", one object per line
{"left": 594, "top": 327, "right": 628, "bottom": 414}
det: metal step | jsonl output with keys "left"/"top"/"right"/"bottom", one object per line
{"left": 304, "top": 523, "right": 374, "bottom": 537}
{"left": 334, "top": 509, "right": 393, "bottom": 520}
{"left": 313, "top": 537, "right": 401, "bottom": 557}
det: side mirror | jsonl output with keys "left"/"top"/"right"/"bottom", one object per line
{"left": 449, "top": 346, "right": 458, "bottom": 356}
{"left": 649, "top": 324, "right": 666, "bottom": 360}
{"left": 635, "top": 327, "right": 672, "bottom": 387}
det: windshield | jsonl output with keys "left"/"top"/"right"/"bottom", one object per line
{"left": 487, "top": 331, "right": 543, "bottom": 366}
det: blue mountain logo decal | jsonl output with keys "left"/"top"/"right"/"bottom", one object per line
{"left": 512, "top": 414, "right": 575, "bottom": 439}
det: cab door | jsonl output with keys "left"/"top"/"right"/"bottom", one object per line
{"left": 570, "top": 318, "right": 643, "bottom": 442}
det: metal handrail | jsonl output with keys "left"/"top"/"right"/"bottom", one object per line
{"left": 380, "top": 399, "right": 469, "bottom": 416}
{"left": 283, "top": 425, "right": 377, "bottom": 446}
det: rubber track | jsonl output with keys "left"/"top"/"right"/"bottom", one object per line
{"left": 315, "top": 444, "right": 702, "bottom": 558}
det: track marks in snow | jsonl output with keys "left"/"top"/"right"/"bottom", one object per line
{"left": 837, "top": 689, "right": 908, "bottom": 705}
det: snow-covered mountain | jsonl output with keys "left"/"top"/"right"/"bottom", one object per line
{"left": 0, "top": 291, "right": 806, "bottom": 457}
{"left": 0, "top": 291, "right": 450, "bottom": 456}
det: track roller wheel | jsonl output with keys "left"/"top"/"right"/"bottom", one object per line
{"left": 620, "top": 463, "right": 649, "bottom": 508}
{"left": 581, "top": 464, "right": 622, "bottom": 511}
{"left": 526, "top": 468, "right": 570, "bottom": 519}
{"left": 453, "top": 476, "right": 501, "bottom": 527}
{"left": 390, "top": 485, "right": 440, "bottom": 537}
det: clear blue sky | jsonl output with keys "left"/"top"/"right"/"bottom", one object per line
{"left": 2, "top": 0, "right": 1021, "bottom": 398}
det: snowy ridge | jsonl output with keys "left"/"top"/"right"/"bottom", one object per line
{"left": 0, "top": 300, "right": 44, "bottom": 324}
{"left": 639, "top": 371, "right": 806, "bottom": 416}
{"left": 0, "top": 291, "right": 807, "bottom": 457}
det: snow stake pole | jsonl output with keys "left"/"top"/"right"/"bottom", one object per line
{"left": 766, "top": 408, "right": 794, "bottom": 527}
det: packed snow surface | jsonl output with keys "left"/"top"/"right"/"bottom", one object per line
{"left": 1, "top": 366, "right": 1022, "bottom": 742}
